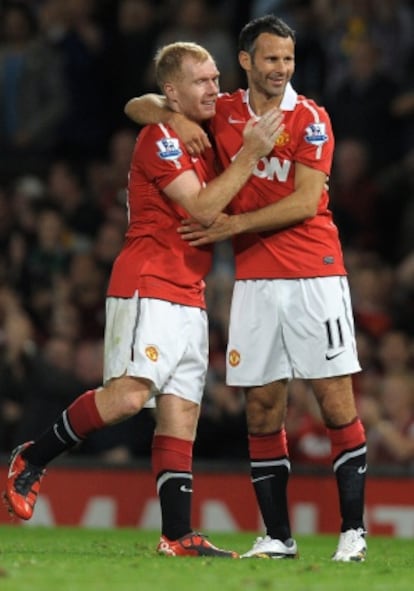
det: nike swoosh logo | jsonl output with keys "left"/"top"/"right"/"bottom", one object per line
{"left": 325, "top": 350, "right": 345, "bottom": 360}
{"left": 228, "top": 116, "right": 245, "bottom": 124}
{"left": 251, "top": 474, "right": 276, "bottom": 484}
{"left": 357, "top": 465, "right": 367, "bottom": 474}
{"left": 179, "top": 485, "right": 193, "bottom": 493}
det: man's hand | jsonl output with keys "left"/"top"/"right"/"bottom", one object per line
{"left": 242, "top": 108, "right": 284, "bottom": 158}
{"left": 169, "top": 113, "right": 211, "bottom": 155}
{"left": 169, "top": 107, "right": 284, "bottom": 157}
{"left": 178, "top": 213, "right": 239, "bottom": 245}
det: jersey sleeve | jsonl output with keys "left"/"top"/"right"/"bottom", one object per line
{"left": 293, "top": 105, "right": 334, "bottom": 175}
{"left": 135, "top": 124, "right": 195, "bottom": 190}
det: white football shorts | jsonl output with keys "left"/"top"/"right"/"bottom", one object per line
{"left": 103, "top": 292, "right": 208, "bottom": 405}
{"left": 226, "top": 276, "right": 361, "bottom": 385}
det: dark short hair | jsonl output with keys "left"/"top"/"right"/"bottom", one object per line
{"left": 238, "top": 14, "right": 296, "bottom": 56}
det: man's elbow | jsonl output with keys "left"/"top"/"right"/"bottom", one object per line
{"left": 302, "top": 195, "right": 321, "bottom": 219}
{"left": 124, "top": 99, "right": 140, "bottom": 123}
{"left": 297, "top": 202, "right": 318, "bottom": 222}
{"left": 306, "top": 202, "right": 319, "bottom": 219}
{"left": 190, "top": 207, "right": 216, "bottom": 228}
{"left": 193, "top": 213, "right": 214, "bottom": 228}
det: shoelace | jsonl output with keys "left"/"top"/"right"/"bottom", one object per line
{"left": 252, "top": 536, "right": 268, "bottom": 549}
{"left": 339, "top": 529, "right": 365, "bottom": 552}
{"left": 15, "top": 465, "right": 44, "bottom": 495}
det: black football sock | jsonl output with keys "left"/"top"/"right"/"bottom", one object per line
{"left": 152, "top": 435, "right": 193, "bottom": 540}
{"left": 157, "top": 472, "right": 193, "bottom": 540}
{"left": 335, "top": 456, "right": 367, "bottom": 532}
{"left": 251, "top": 462, "right": 291, "bottom": 541}
{"left": 23, "top": 390, "right": 104, "bottom": 466}
{"left": 249, "top": 431, "right": 292, "bottom": 542}
{"left": 329, "top": 418, "right": 367, "bottom": 532}
{"left": 23, "top": 410, "right": 81, "bottom": 466}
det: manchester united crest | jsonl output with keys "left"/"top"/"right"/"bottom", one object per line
{"left": 228, "top": 349, "right": 241, "bottom": 367}
{"left": 145, "top": 346, "right": 159, "bottom": 362}
{"left": 275, "top": 130, "right": 290, "bottom": 147}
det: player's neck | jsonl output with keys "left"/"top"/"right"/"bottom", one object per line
{"left": 247, "top": 91, "right": 282, "bottom": 116}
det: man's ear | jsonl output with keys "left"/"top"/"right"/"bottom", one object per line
{"left": 164, "top": 82, "right": 175, "bottom": 100}
{"left": 239, "top": 50, "right": 252, "bottom": 73}
{"left": 164, "top": 82, "right": 180, "bottom": 110}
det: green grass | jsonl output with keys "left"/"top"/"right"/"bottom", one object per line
{"left": 0, "top": 526, "right": 412, "bottom": 591}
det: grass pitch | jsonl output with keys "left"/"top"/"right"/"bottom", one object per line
{"left": 0, "top": 526, "right": 412, "bottom": 591}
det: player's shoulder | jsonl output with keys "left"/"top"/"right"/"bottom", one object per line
{"left": 135, "top": 123, "right": 184, "bottom": 162}
{"left": 138, "top": 122, "right": 178, "bottom": 141}
{"left": 216, "top": 89, "right": 245, "bottom": 111}
{"left": 214, "top": 89, "right": 247, "bottom": 128}
{"left": 295, "top": 94, "right": 331, "bottom": 121}
{"left": 137, "top": 123, "right": 181, "bottom": 151}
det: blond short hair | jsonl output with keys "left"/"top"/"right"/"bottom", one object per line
{"left": 154, "top": 42, "right": 214, "bottom": 89}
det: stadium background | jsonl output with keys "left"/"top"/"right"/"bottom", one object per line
{"left": 0, "top": 0, "right": 413, "bottom": 534}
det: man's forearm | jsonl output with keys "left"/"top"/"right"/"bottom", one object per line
{"left": 124, "top": 95, "right": 209, "bottom": 152}
{"left": 235, "top": 166, "right": 326, "bottom": 234}
{"left": 195, "top": 147, "right": 267, "bottom": 226}
{"left": 124, "top": 94, "right": 172, "bottom": 125}
{"left": 235, "top": 192, "right": 317, "bottom": 234}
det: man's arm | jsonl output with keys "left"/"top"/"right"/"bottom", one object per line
{"left": 164, "top": 109, "right": 284, "bottom": 227}
{"left": 125, "top": 95, "right": 211, "bottom": 153}
{"left": 178, "top": 163, "right": 326, "bottom": 243}
{"left": 124, "top": 94, "right": 168, "bottom": 124}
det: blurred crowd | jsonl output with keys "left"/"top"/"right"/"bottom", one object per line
{"left": 0, "top": 0, "right": 414, "bottom": 468}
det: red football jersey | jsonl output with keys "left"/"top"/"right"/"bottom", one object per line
{"left": 209, "top": 85, "right": 347, "bottom": 279}
{"left": 107, "top": 123, "right": 215, "bottom": 308}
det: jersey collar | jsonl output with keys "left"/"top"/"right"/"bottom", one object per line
{"left": 243, "top": 83, "right": 297, "bottom": 115}
{"left": 279, "top": 82, "right": 297, "bottom": 111}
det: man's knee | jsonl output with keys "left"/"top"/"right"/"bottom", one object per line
{"left": 245, "top": 383, "right": 287, "bottom": 433}
{"left": 96, "top": 377, "right": 152, "bottom": 422}
{"left": 312, "top": 376, "right": 358, "bottom": 427}
{"left": 156, "top": 395, "right": 200, "bottom": 440}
